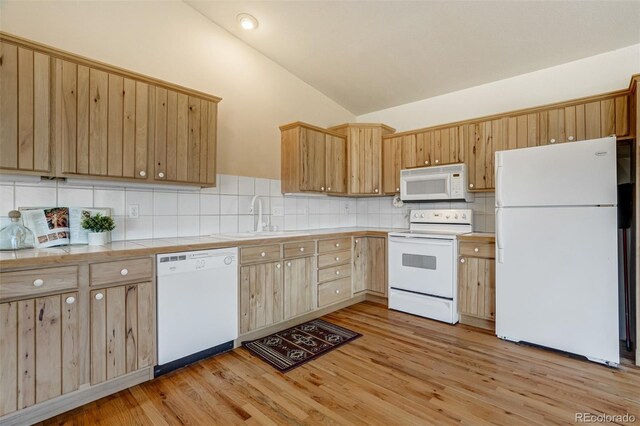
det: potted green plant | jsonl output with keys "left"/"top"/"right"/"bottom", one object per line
{"left": 81, "top": 213, "right": 116, "bottom": 246}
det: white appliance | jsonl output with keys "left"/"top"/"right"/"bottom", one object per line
{"left": 388, "top": 209, "right": 473, "bottom": 323}
{"left": 400, "top": 163, "right": 474, "bottom": 202}
{"left": 156, "top": 248, "right": 238, "bottom": 375}
{"left": 495, "top": 136, "right": 619, "bottom": 366}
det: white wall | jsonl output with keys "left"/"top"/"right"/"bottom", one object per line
{"left": 0, "top": 0, "right": 355, "bottom": 180}
{"left": 358, "top": 44, "right": 640, "bottom": 131}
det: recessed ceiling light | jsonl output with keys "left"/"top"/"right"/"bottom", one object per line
{"left": 237, "top": 13, "right": 258, "bottom": 30}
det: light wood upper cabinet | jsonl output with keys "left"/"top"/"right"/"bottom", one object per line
{"left": 382, "top": 136, "right": 402, "bottom": 194}
{"left": 352, "top": 237, "right": 386, "bottom": 296}
{"left": 89, "top": 282, "right": 154, "bottom": 386}
{"left": 0, "top": 292, "right": 80, "bottom": 416}
{"left": 329, "top": 123, "right": 395, "bottom": 196}
{"left": 0, "top": 42, "right": 52, "bottom": 174}
{"left": 280, "top": 122, "right": 347, "bottom": 194}
{"left": 467, "top": 119, "right": 505, "bottom": 191}
{"left": 239, "top": 261, "right": 284, "bottom": 334}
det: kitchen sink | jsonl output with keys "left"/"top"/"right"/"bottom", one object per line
{"left": 213, "top": 231, "right": 311, "bottom": 240}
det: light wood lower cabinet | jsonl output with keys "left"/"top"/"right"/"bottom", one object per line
{"left": 0, "top": 292, "right": 80, "bottom": 416}
{"left": 458, "top": 238, "right": 495, "bottom": 330}
{"left": 352, "top": 237, "right": 386, "bottom": 296}
{"left": 89, "top": 282, "right": 154, "bottom": 386}
{"left": 284, "top": 257, "right": 315, "bottom": 319}
{"left": 239, "top": 261, "right": 284, "bottom": 334}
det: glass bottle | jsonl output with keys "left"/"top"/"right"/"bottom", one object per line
{"left": 0, "top": 210, "right": 36, "bottom": 250}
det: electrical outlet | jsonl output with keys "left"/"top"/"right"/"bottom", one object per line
{"left": 128, "top": 204, "right": 139, "bottom": 218}
{"left": 342, "top": 202, "right": 350, "bottom": 215}
{"left": 272, "top": 207, "right": 284, "bottom": 217}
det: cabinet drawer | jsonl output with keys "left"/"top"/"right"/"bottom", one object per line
{"left": 459, "top": 242, "right": 495, "bottom": 258}
{"left": 283, "top": 241, "right": 316, "bottom": 258}
{"left": 240, "top": 244, "right": 281, "bottom": 264}
{"left": 0, "top": 266, "right": 78, "bottom": 301}
{"left": 318, "top": 250, "right": 351, "bottom": 268}
{"left": 90, "top": 258, "right": 153, "bottom": 286}
{"left": 318, "top": 237, "right": 350, "bottom": 254}
{"left": 318, "top": 263, "right": 351, "bottom": 283}
{"left": 318, "top": 277, "right": 351, "bottom": 307}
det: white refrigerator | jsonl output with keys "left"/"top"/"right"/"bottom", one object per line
{"left": 495, "top": 136, "right": 619, "bottom": 366}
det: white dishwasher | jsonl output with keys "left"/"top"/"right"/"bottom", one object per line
{"left": 155, "top": 248, "right": 238, "bottom": 376}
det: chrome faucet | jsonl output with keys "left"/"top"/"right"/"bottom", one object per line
{"left": 250, "top": 195, "right": 264, "bottom": 232}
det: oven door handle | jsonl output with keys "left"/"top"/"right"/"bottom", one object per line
{"left": 389, "top": 236, "right": 453, "bottom": 245}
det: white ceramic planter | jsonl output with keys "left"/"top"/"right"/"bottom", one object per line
{"left": 87, "top": 232, "right": 111, "bottom": 246}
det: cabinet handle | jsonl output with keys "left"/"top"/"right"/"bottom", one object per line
{"left": 435, "top": 159, "right": 439, "bottom": 164}
{"left": 568, "top": 136, "right": 574, "bottom": 141}
{"left": 158, "top": 172, "right": 165, "bottom": 178}
{"left": 550, "top": 138, "right": 556, "bottom": 144}
{"left": 33, "top": 278, "right": 44, "bottom": 287}
{"left": 354, "top": 239, "right": 359, "bottom": 244}
{"left": 260, "top": 252, "right": 266, "bottom": 257}
{"left": 95, "top": 292, "right": 104, "bottom": 300}
{"left": 335, "top": 243, "right": 340, "bottom": 248}
{"left": 276, "top": 263, "right": 281, "bottom": 269}
{"left": 287, "top": 262, "right": 291, "bottom": 267}
{"left": 474, "top": 248, "right": 479, "bottom": 253}
{"left": 120, "top": 268, "right": 129, "bottom": 276}
{"left": 65, "top": 296, "right": 75, "bottom": 305}
{"left": 139, "top": 170, "right": 146, "bottom": 177}
{"left": 327, "top": 187, "right": 331, "bottom": 191}
{"left": 299, "top": 247, "right": 305, "bottom": 252}
{"left": 469, "top": 183, "right": 474, "bottom": 188}
{"left": 460, "top": 258, "right": 465, "bottom": 263}
{"left": 335, "top": 257, "right": 340, "bottom": 261}
{"left": 335, "top": 289, "right": 340, "bottom": 294}
{"left": 374, "top": 188, "right": 379, "bottom": 193}
{"left": 424, "top": 160, "right": 429, "bottom": 165}
{"left": 336, "top": 270, "right": 340, "bottom": 275}
{"left": 321, "top": 186, "right": 325, "bottom": 191}
{"left": 396, "top": 187, "right": 400, "bottom": 192}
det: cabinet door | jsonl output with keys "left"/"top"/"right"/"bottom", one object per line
{"left": 400, "top": 134, "right": 417, "bottom": 169}
{"left": 284, "top": 257, "right": 315, "bottom": 319}
{"left": 416, "top": 131, "right": 432, "bottom": 167}
{"left": 0, "top": 292, "right": 80, "bottom": 416}
{"left": 383, "top": 136, "right": 402, "bottom": 194}
{"left": 458, "top": 257, "right": 495, "bottom": 321}
{"left": 0, "top": 42, "right": 51, "bottom": 173}
{"left": 299, "top": 128, "right": 326, "bottom": 192}
{"left": 352, "top": 237, "right": 386, "bottom": 295}
{"left": 431, "top": 126, "right": 464, "bottom": 165}
{"left": 325, "top": 134, "right": 347, "bottom": 194}
{"left": 349, "top": 127, "right": 382, "bottom": 195}
{"left": 467, "top": 119, "right": 505, "bottom": 191}
{"left": 239, "top": 261, "right": 284, "bottom": 334}
{"left": 90, "top": 282, "right": 154, "bottom": 385}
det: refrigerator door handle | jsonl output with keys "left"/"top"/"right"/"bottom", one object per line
{"left": 495, "top": 152, "right": 503, "bottom": 207}
{"left": 496, "top": 208, "right": 504, "bottom": 263}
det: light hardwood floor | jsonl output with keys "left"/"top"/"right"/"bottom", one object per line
{"left": 39, "top": 302, "right": 640, "bottom": 425}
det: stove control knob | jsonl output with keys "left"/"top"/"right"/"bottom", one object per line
{"left": 420, "top": 213, "right": 425, "bottom": 218}
{"left": 413, "top": 213, "right": 419, "bottom": 218}
{"left": 445, "top": 215, "right": 450, "bottom": 219}
{"left": 454, "top": 214, "right": 458, "bottom": 219}
{"left": 462, "top": 214, "right": 467, "bottom": 219}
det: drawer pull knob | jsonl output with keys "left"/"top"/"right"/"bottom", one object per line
{"left": 287, "top": 262, "right": 291, "bottom": 267}
{"left": 120, "top": 268, "right": 129, "bottom": 276}
{"left": 460, "top": 258, "right": 465, "bottom": 263}
{"left": 335, "top": 243, "right": 340, "bottom": 248}
{"left": 299, "top": 247, "right": 305, "bottom": 252}
{"left": 260, "top": 252, "right": 266, "bottom": 257}
{"left": 65, "top": 296, "right": 75, "bottom": 305}
{"left": 474, "top": 248, "right": 479, "bottom": 253}
{"left": 335, "top": 257, "right": 340, "bottom": 261}
{"left": 335, "top": 289, "right": 340, "bottom": 294}
{"left": 95, "top": 293, "right": 104, "bottom": 301}
{"left": 33, "top": 279, "right": 44, "bottom": 287}
{"left": 276, "top": 263, "right": 281, "bottom": 269}
{"left": 139, "top": 170, "right": 146, "bottom": 177}
{"left": 336, "top": 271, "right": 340, "bottom": 275}
{"left": 354, "top": 239, "right": 359, "bottom": 244}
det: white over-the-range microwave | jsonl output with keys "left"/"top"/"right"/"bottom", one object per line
{"left": 400, "top": 163, "right": 474, "bottom": 202}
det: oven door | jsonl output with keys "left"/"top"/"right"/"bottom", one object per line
{"left": 388, "top": 235, "right": 455, "bottom": 298}
{"left": 400, "top": 172, "right": 451, "bottom": 201}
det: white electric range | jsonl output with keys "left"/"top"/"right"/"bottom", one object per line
{"left": 388, "top": 209, "right": 473, "bottom": 324}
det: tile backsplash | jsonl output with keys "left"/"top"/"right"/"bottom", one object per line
{"left": 0, "top": 175, "right": 495, "bottom": 241}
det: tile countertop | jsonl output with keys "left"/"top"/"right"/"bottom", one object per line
{"left": 0, "top": 227, "right": 404, "bottom": 269}
{"left": 458, "top": 232, "right": 495, "bottom": 242}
